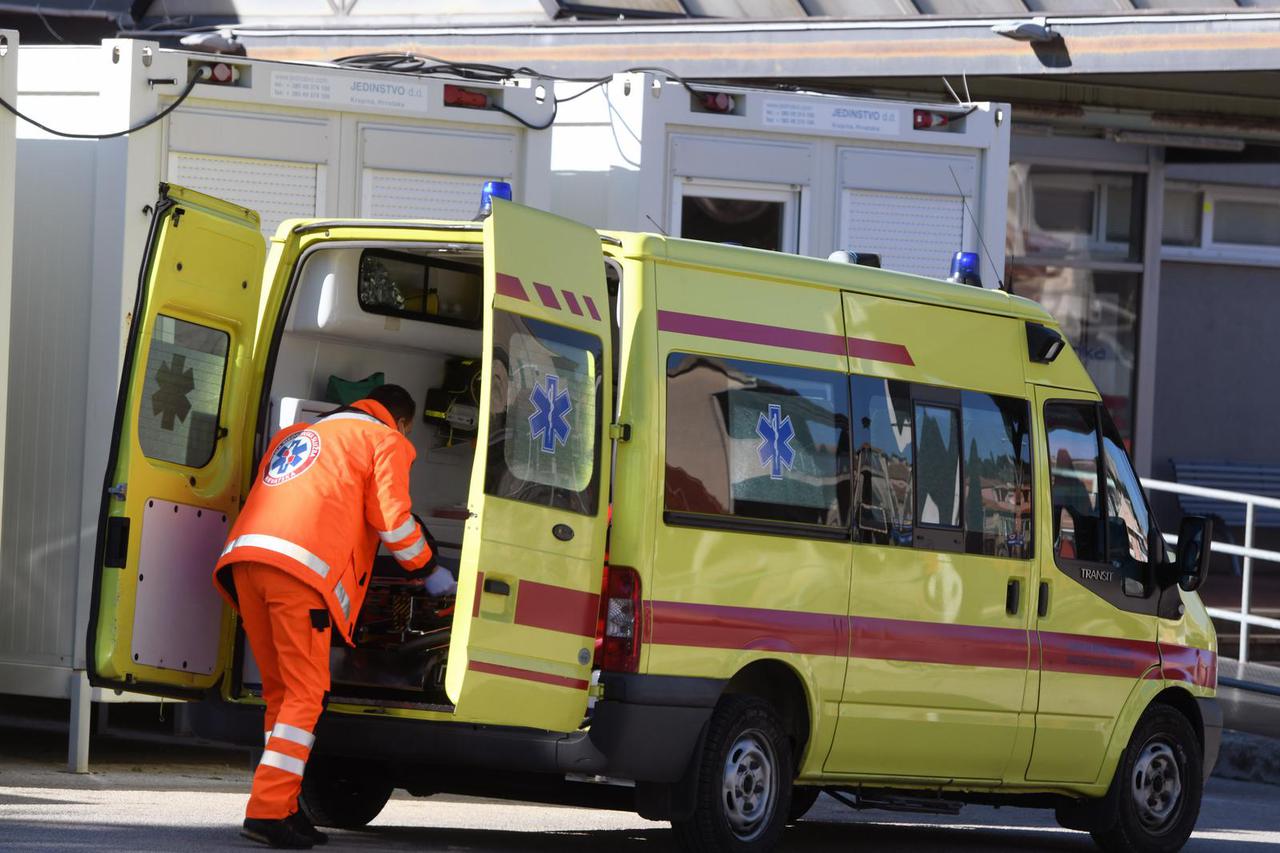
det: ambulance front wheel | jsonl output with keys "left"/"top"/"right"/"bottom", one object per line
{"left": 1087, "top": 703, "right": 1203, "bottom": 853}
{"left": 299, "top": 757, "right": 395, "bottom": 830}
{"left": 673, "top": 695, "right": 793, "bottom": 853}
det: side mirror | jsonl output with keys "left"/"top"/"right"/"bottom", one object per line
{"left": 1175, "top": 516, "right": 1214, "bottom": 592}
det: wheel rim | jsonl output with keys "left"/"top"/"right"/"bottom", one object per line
{"left": 1131, "top": 737, "right": 1184, "bottom": 832}
{"left": 721, "top": 728, "right": 779, "bottom": 841}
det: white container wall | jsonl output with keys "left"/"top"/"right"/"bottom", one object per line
{"left": 3, "top": 39, "right": 552, "bottom": 769}
{"left": 551, "top": 73, "right": 1010, "bottom": 288}
{"left": 0, "top": 30, "right": 16, "bottom": 703}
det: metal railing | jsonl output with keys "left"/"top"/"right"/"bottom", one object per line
{"left": 1142, "top": 477, "right": 1280, "bottom": 663}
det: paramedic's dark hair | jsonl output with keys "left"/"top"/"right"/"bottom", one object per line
{"left": 369, "top": 384, "right": 416, "bottom": 424}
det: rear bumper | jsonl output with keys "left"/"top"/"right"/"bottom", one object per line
{"left": 1198, "top": 696, "right": 1223, "bottom": 784}
{"left": 189, "top": 673, "right": 722, "bottom": 784}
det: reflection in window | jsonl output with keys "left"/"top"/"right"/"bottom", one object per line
{"left": 916, "top": 404, "right": 961, "bottom": 527}
{"left": 851, "top": 376, "right": 913, "bottom": 546}
{"left": 138, "top": 315, "right": 228, "bottom": 468}
{"left": 485, "top": 311, "right": 601, "bottom": 515}
{"left": 1102, "top": 411, "right": 1152, "bottom": 572}
{"left": 1045, "top": 403, "right": 1105, "bottom": 564}
{"left": 1009, "top": 268, "right": 1139, "bottom": 441}
{"left": 962, "top": 392, "right": 1033, "bottom": 559}
{"left": 665, "top": 354, "right": 849, "bottom": 529}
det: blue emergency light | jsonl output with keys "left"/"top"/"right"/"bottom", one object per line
{"left": 475, "top": 180, "right": 513, "bottom": 219}
{"left": 947, "top": 251, "right": 982, "bottom": 287}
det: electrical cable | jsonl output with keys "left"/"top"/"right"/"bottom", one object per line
{"left": 0, "top": 67, "right": 208, "bottom": 140}
{"left": 332, "top": 53, "right": 720, "bottom": 131}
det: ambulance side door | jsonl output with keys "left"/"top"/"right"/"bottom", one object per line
{"left": 88, "top": 185, "right": 267, "bottom": 698}
{"left": 446, "top": 200, "right": 612, "bottom": 732}
{"left": 1028, "top": 385, "right": 1161, "bottom": 783}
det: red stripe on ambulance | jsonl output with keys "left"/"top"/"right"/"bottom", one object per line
{"left": 513, "top": 580, "right": 600, "bottom": 637}
{"left": 468, "top": 660, "right": 590, "bottom": 691}
{"left": 495, "top": 273, "right": 529, "bottom": 301}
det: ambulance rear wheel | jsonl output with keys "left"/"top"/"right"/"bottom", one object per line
{"left": 1089, "top": 704, "right": 1202, "bottom": 853}
{"left": 673, "top": 695, "right": 793, "bottom": 853}
{"left": 299, "top": 757, "right": 394, "bottom": 830}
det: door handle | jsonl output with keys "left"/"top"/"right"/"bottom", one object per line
{"left": 483, "top": 579, "right": 511, "bottom": 596}
{"left": 1038, "top": 581, "right": 1050, "bottom": 618}
{"left": 1006, "top": 579, "right": 1021, "bottom": 616}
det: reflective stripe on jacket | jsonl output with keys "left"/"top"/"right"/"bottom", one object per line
{"left": 214, "top": 398, "right": 433, "bottom": 642}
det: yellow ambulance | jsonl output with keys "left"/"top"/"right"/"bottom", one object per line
{"left": 89, "top": 184, "right": 1219, "bottom": 853}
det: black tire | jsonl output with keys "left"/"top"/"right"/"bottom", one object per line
{"left": 1088, "top": 704, "right": 1203, "bottom": 853}
{"left": 787, "top": 787, "right": 821, "bottom": 824}
{"left": 299, "top": 757, "right": 395, "bottom": 830}
{"left": 673, "top": 695, "right": 793, "bottom": 853}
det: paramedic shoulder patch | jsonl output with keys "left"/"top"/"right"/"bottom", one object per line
{"left": 264, "top": 429, "right": 322, "bottom": 486}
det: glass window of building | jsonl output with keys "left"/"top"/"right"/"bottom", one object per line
{"left": 1007, "top": 163, "right": 1146, "bottom": 442}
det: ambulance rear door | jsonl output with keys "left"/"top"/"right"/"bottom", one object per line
{"left": 446, "top": 199, "right": 612, "bottom": 732}
{"left": 88, "top": 185, "right": 267, "bottom": 698}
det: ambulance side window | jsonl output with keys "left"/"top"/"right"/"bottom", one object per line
{"left": 851, "top": 375, "right": 914, "bottom": 546}
{"left": 962, "top": 392, "right": 1034, "bottom": 559}
{"left": 1045, "top": 403, "right": 1106, "bottom": 564}
{"left": 137, "top": 315, "right": 229, "bottom": 468}
{"left": 664, "top": 353, "right": 850, "bottom": 534}
{"left": 484, "top": 310, "right": 602, "bottom": 515}
{"left": 1101, "top": 409, "right": 1154, "bottom": 572}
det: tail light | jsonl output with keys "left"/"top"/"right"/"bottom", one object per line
{"left": 444, "top": 84, "right": 491, "bottom": 109}
{"left": 595, "top": 565, "right": 641, "bottom": 673}
{"left": 913, "top": 109, "right": 952, "bottom": 130}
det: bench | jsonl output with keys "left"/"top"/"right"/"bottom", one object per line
{"left": 1169, "top": 460, "right": 1280, "bottom": 528}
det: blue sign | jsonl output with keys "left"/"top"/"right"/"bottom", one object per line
{"left": 529, "top": 374, "right": 573, "bottom": 454}
{"left": 756, "top": 403, "right": 796, "bottom": 480}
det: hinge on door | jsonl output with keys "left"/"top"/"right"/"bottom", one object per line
{"left": 107, "top": 483, "right": 127, "bottom": 501}
{"left": 609, "top": 423, "right": 632, "bottom": 442}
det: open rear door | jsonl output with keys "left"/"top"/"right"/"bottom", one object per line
{"left": 446, "top": 199, "right": 611, "bottom": 731}
{"left": 88, "top": 185, "right": 267, "bottom": 698}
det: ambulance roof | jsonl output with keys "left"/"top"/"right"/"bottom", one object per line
{"left": 605, "top": 231, "right": 1056, "bottom": 327}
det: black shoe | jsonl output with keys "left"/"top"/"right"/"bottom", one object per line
{"left": 288, "top": 810, "right": 329, "bottom": 845}
{"left": 241, "top": 817, "right": 314, "bottom": 849}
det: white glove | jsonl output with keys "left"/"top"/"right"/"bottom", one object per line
{"left": 424, "top": 565, "right": 458, "bottom": 596}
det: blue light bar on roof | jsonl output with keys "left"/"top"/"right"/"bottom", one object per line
{"left": 947, "top": 251, "right": 982, "bottom": 287}
{"left": 475, "top": 180, "right": 513, "bottom": 220}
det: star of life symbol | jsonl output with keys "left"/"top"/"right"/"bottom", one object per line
{"left": 529, "top": 373, "right": 572, "bottom": 454}
{"left": 263, "top": 429, "right": 321, "bottom": 486}
{"left": 756, "top": 403, "right": 796, "bottom": 480}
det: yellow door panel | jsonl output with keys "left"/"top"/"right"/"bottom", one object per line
{"left": 446, "top": 200, "right": 611, "bottom": 732}
{"left": 89, "top": 185, "right": 266, "bottom": 698}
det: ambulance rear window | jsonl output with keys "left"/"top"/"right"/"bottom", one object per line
{"left": 484, "top": 310, "right": 602, "bottom": 515}
{"left": 136, "top": 315, "right": 229, "bottom": 469}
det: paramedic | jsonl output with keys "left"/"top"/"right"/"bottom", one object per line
{"left": 213, "top": 384, "right": 434, "bottom": 849}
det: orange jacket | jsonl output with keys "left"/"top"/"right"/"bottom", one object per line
{"left": 214, "top": 398, "right": 433, "bottom": 643}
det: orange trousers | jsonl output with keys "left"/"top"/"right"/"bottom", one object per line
{"left": 233, "top": 561, "right": 332, "bottom": 820}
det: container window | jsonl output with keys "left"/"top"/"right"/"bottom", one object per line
{"left": 137, "top": 315, "right": 229, "bottom": 468}
{"left": 1045, "top": 402, "right": 1105, "bottom": 564}
{"left": 851, "top": 375, "right": 913, "bottom": 546}
{"left": 962, "top": 392, "right": 1033, "bottom": 559}
{"left": 484, "top": 310, "right": 602, "bottom": 515}
{"left": 665, "top": 353, "right": 850, "bottom": 531}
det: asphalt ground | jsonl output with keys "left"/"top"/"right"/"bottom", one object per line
{"left": 0, "top": 719, "right": 1277, "bottom": 852}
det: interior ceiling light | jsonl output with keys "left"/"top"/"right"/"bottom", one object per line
{"left": 991, "top": 17, "right": 1061, "bottom": 44}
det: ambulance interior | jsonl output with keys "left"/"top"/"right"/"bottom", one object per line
{"left": 243, "top": 242, "right": 487, "bottom": 710}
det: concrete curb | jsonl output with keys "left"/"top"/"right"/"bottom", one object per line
{"left": 1211, "top": 729, "right": 1280, "bottom": 787}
